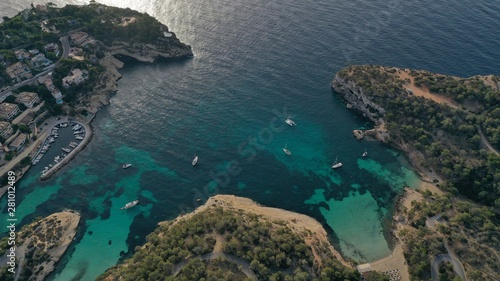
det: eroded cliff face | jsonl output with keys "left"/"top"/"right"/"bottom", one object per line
{"left": 86, "top": 37, "right": 193, "bottom": 113}
{"left": 331, "top": 75, "right": 386, "bottom": 124}
{"left": 331, "top": 75, "right": 390, "bottom": 142}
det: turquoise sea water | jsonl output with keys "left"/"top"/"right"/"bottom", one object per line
{"left": 1, "top": 0, "right": 499, "bottom": 280}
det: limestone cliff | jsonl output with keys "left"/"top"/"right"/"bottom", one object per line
{"left": 332, "top": 75, "right": 386, "bottom": 124}
{"left": 13, "top": 211, "right": 80, "bottom": 281}
{"left": 331, "top": 74, "right": 391, "bottom": 143}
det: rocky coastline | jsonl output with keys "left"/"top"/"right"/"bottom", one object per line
{"left": 85, "top": 37, "right": 193, "bottom": 114}
{"left": 13, "top": 210, "right": 81, "bottom": 280}
{"left": 331, "top": 71, "right": 438, "bottom": 182}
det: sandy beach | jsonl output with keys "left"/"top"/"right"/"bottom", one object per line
{"left": 365, "top": 179, "right": 442, "bottom": 281}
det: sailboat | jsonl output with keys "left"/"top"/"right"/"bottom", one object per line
{"left": 283, "top": 142, "right": 292, "bottom": 155}
{"left": 192, "top": 153, "right": 199, "bottom": 166}
{"left": 362, "top": 148, "right": 368, "bottom": 157}
{"left": 331, "top": 155, "right": 343, "bottom": 169}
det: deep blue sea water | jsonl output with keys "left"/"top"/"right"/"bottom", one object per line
{"left": 1, "top": 0, "right": 499, "bottom": 280}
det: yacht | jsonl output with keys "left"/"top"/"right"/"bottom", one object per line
{"left": 61, "top": 148, "right": 71, "bottom": 153}
{"left": 48, "top": 137, "right": 55, "bottom": 144}
{"left": 283, "top": 142, "right": 292, "bottom": 155}
{"left": 331, "top": 156, "right": 343, "bottom": 169}
{"left": 122, "top": 163, "right": 132, "bottom": 169}
{"left": 192, "top": 154, "right": 199, "bottom": 166}
{"left": 121, "top": 200, "right": 139, "bottom": 210}
{"left": 285, "top": 116, "right": 296, "bottom": 126}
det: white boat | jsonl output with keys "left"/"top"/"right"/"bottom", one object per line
{"left": 192, "top": 154, "right": 199, "bottom": 166}
{"left": 283, "top": 142, "right": 292, "bottom": 155}
{"left": 61, "top": 148, "right": 71, "bottom": 153}
{"left": 362, "top": 149, "right": 368, "bottom": 157}
{"left": 122, "top": 163, "right": 132, "bottom": 169}
{"left": 121, "top": 200, "right": 139, "bottom": 210}
{"left": 285, "top": 116, "right": 296, "bottom": 126}
{"left": 331, "top": 156, "right": 343, "bottom": 169}
{"left": 48, "top": 137, "right": 55, "bottom": 143}
{"left": 75, "top": 136, "right": 84, "bottom": 140}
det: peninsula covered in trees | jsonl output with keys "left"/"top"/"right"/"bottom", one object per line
{"left": 99, "top": 195, "right": 363, "bottom": 281}
{"left": 333, "top": 65, "right": 500, "bottom": 280}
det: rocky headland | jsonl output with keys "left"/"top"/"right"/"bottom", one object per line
{"left": 99, "top": 195, "right": 360, "bottom": 281}
{"left": 332, "top": 65, "right": 500, "bottom": 280}
{"left": 1, "top": 211, "right": 81, "bottom": 281}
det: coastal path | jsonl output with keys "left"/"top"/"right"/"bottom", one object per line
{"left": 477, "top": 126, "right": 499, "bottom": 156}
{"left": 172, "top": 233, "right": 258, "bottom": 280}
{"left": 172, "top": 252, "right": 257, "bottom": 280}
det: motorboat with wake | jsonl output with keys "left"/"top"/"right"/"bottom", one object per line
{"left": 121, "top": 200, "right": 139, "bottom": 210}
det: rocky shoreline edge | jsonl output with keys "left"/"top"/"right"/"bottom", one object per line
{"left": 332, "top": 70, "right": 440, "bottom": 184}
{"left": 169, "top": 194, "right": 353, "bottom": 269}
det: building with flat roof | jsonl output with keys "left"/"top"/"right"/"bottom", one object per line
{"left": 8, "top": 133, "right": 27, "bottom": 152}
{"left": 69, "top": 31, "right": 89, "bottom": 46}
{"left": 0, "top": 121, "right": 13, "bottom": 139}
{"left": 16, "top": 92, "right": 40, "bottom": 108}
{"left": 5, "top": 62, "right": 32, "bottom": 83}
{"left": 0, "top": 103, "right": 20, "bottom": 120}
{"left": 62, "top": 68, "right": 89, "bottom": 88}
{"left": 30, "top": 53, "right": 52, "bottom": 68}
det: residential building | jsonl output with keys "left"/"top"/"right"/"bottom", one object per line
{"left": 62, "top": 68, "right": 89, "bottom": 88}
{"left": 8, "top": 133, "right": 27, "bottom": 152}
{"left": 16, "top": 92, "right": 40, "bottom": 108}
{"left": 0, "top": 122, "right": 14, "bottom": 139}
{"left": 30, "top": 53, "right": 52, "bottom": 68}
{"left": 0, "top": 103, "right": 20, "bottom": 120}
{"left": 69, "top": 31, "right": 89, "bottom": 46}
{"left": 44, "top": 43, "right": 59, "bottom": 52}
{"left": 5, "top": 62, "right": 32, "bottom": 83}
{"left": 28, "top": 49, "right": 40, "bottom": 55}
{"left": 51, "top": 88, "right": 63, "bottom": 104}
{"left": 14, "top": 49, "right": 31, "bottom": 61}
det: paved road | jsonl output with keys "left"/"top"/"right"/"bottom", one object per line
{"left": 431, "top": 244, "right": 467, "bottom": 281}
{"left": 59, "top": 36, "right": 70, "bottom": 60}
{"left": 0, "top": 35, "right": 70, "bottom": 99}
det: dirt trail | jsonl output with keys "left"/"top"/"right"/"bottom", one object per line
{"left": 398, "top": 71, "right": 458, "bottom": 109}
